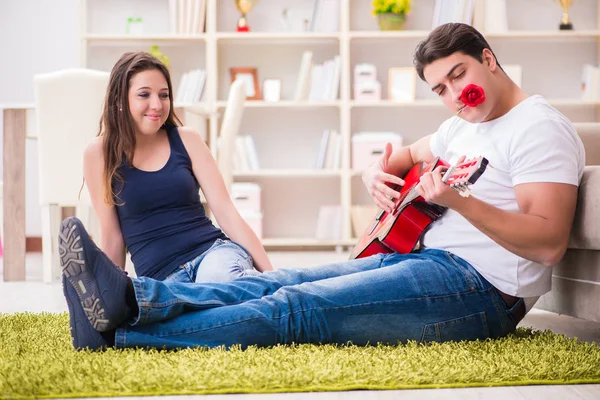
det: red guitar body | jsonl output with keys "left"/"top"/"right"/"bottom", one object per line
{"left": 350, "top": 158, "right": 448, "bottom": 259}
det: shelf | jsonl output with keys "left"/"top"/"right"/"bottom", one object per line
{"left": 351, "top": 100, "right": 441, "bottom": 108}
{"left": 486, "top": 30, "right": 600, "bottom": 39}
{"left": 84, "top": 34, "right": 207, "bottom": 44}
{"left": 546, "top": 99, "right": 600, "bottom": 106}
{"left": 80, "top": 0, "right": 600, "bottom": 251}
{"left": 216, "top": 32, "right": 340, "bottom": 44}
{"left": 261, "top": 238, "right": 356, "bottom": 247}
{"left": 234, "top": 169, "right": 342, "bottom": 178}
{"left": 173, "top": 102, "right": 209, "bottom": 113}
{"left": 351, "top": 99, "right": 600, "bottom": 108}
{"left": 84, "top": 31, "right": 600, "bottom": 44}
{"left": 0, "top": 103, "right": 35, "bottom": 110}
{"left": 349, "top": 30, "right": 600, "bottom": 40}
{"left": 216, "top": 100, "right": 341, "bottom": 109}
{"left": 350, "top": 30, "right": 430, "bottom": 40}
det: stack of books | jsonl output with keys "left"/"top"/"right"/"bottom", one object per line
{"left": 168, "top": 0, "right": 206, "bottom": 34}
{"left": 175, "top": 69, "right": 206, "bottom": 104}
{"left": 233, "top": 135, "right": 260, "bottom": 172}
{"left": 314, "top": 129, "right": 342, "bottom": 170}
{"left": 294, "top": 51, "right": 341, "bottom": 101}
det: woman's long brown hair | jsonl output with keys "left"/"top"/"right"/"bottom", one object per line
{"left": 98, "top": 51, "right": 182, "bottom": 206}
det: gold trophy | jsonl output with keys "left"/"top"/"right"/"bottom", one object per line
{"left": 235, "top": 0, "right": 258, "bottom": 32}
{"left": 558, "top": 0, "right": 574, "bottom": 30}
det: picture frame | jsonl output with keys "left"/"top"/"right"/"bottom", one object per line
{"left": 229, "top": 67, "right": 261, "bottom": 100}
{"left": 388, "top": 67, "right": 417, "bottom": 102}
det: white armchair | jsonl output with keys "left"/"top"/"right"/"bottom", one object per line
{"left": 33, "top": 69, "right": 109, "bottom": 283}
{"left": 0, "top": 181, "right": 3, "bottom": 257}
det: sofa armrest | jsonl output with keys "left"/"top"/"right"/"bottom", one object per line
{"left": 568, "top": 166, "right": 600, "bottom": 250}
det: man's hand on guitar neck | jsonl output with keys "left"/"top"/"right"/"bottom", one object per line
{"left": 362, "top": 143, "right": 405, "bottom": 214}
{"left": 416, "top": 155, "right": 467, "bottom": 208}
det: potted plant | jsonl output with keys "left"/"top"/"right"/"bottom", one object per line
{"left": 148, "top": 45, "right": 170, "bottom": 69}
{"left": 372, "top": 0, "right": 411, "bottom": 31}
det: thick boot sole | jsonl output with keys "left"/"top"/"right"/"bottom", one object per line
{"left": 62, "top": 277, "right": 108, "bottom": 350}
{"left": 59, "top": 218, "right": 112, "bottom": 332}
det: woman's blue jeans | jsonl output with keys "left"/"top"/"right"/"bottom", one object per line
{"left": 164, "top": 238, "right": 260, "bottom": 284}
{"left": 115, "top": 249, "right": 523, "bottom": 349}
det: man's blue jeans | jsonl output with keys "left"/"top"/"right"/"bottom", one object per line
{"left": 115, "top": 249, "right": 522, "bottom": 349}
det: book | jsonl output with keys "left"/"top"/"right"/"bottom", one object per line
{"left": 294, "top": 51, "right": 313, "bottom": 101}
{"left": 168, "top": 0, "right": 177, "bottom": 34}
{"left": 175, "top": 69, "right": 206, "bottom": 104}
{"left": 315, "top": 129, "right": 331, "bottom": 169}
{"left": 483, "top": 0, "right": 508, "bottom": 33}
{"left": 184, "top": 0, "right": 193, "bottom": 33}
{"left": 169, "top": 0, "right": 206, "bottom": 34}
{"left": 323, "top": 129, "right": 341, "bottom": 170}
{"left": 244, "top": 135, "right": 260, "bottom": 170}
{"left": 234, "top": 135, "right": 260, "bottom": 171}
{"left": 307, "top": 56, "right": 341, "bottom": 101}
{"left": 315, "top": 205, "right": 343, "bottom": 240}
{"left": 310, "top": 0, "right": 340, "bottom": 33}
{"left": 191, "top": 0, "right": 206, "bottom": 33}
{"left": 235, "top": 136, "right": 250, "bottom": 171}
{"left": 432, "top": 0, "right": 474, "bottom": 29}
{"left": 177, "top": 0, "right": 185, "bottom": 34}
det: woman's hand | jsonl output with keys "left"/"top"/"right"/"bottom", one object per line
{"left": 362, "top": 143, "right": 405, "bottom": 214}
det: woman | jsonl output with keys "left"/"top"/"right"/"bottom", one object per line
{"left": 83, "top": 51, "right": 273, "bottom": 284}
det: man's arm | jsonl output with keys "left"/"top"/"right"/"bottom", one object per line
{"left": 363, "top": 135, "right": 435, "bottom": 213}
{"left": 417, "top": 168, "right": 578, "bottom": 267}
{"left": 456, "top": 182, "right": 577, "bottom": 266}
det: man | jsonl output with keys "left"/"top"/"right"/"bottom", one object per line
{"left": 62, "top": 23, "right": 585, "bottom": 350}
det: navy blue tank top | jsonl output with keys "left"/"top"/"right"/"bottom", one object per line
{"left": 114, "top": 125, "right": 226, "bottom": 280}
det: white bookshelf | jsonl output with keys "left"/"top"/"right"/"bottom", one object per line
{"left": 234, "top": 170, "right": 342, "bottom": 178}
{"left": 215, "top": 100, "right": 341, "bottom": 108}
{"left": 80, "top": 0, "right": 600, "bottom": 249}
{"left": 84, "top": 34, "right": 208, "bottom": 42}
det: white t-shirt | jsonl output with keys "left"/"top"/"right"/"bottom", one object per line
{"left": 424, "top": 95, "right": 585, "bottom": 304}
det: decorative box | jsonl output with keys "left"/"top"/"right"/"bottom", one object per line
{"left": 352, "top": 132, "right": 404, "bottom": 171}
{"left": 231, "top": 182, "right": 261, "bottom": 212}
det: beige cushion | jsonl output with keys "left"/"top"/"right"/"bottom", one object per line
{"left": 569, "top": 166, "right": 600, "bottom": 250}
{"left": 574, "top": 123, "right": 600, "bottom": 166}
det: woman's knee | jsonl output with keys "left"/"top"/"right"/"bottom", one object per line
{"left": 195, "top": 245, "right": 257, "bottom": 283}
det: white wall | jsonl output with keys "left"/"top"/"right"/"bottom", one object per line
{"left": 0, "top": 0, "right": 80, "bottom": 235}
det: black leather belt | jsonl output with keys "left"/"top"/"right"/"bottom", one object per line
{"left": 495, "top": 288, "right": 526, "bottom": 324}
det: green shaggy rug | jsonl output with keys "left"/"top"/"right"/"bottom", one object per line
{"left": 1, "top": 313, "right": 599, "bottom": 399}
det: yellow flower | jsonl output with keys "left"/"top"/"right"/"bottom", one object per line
{"left": 372, "top": 0, "right": 411, "bottom": 16}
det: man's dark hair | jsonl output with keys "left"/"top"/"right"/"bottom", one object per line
{"left": 413, "top": 23, "right": 501, "bottom": 81}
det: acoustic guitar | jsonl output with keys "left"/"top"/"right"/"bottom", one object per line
{"left": 350, "top": 156, "right": 489, "bottom": 259}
